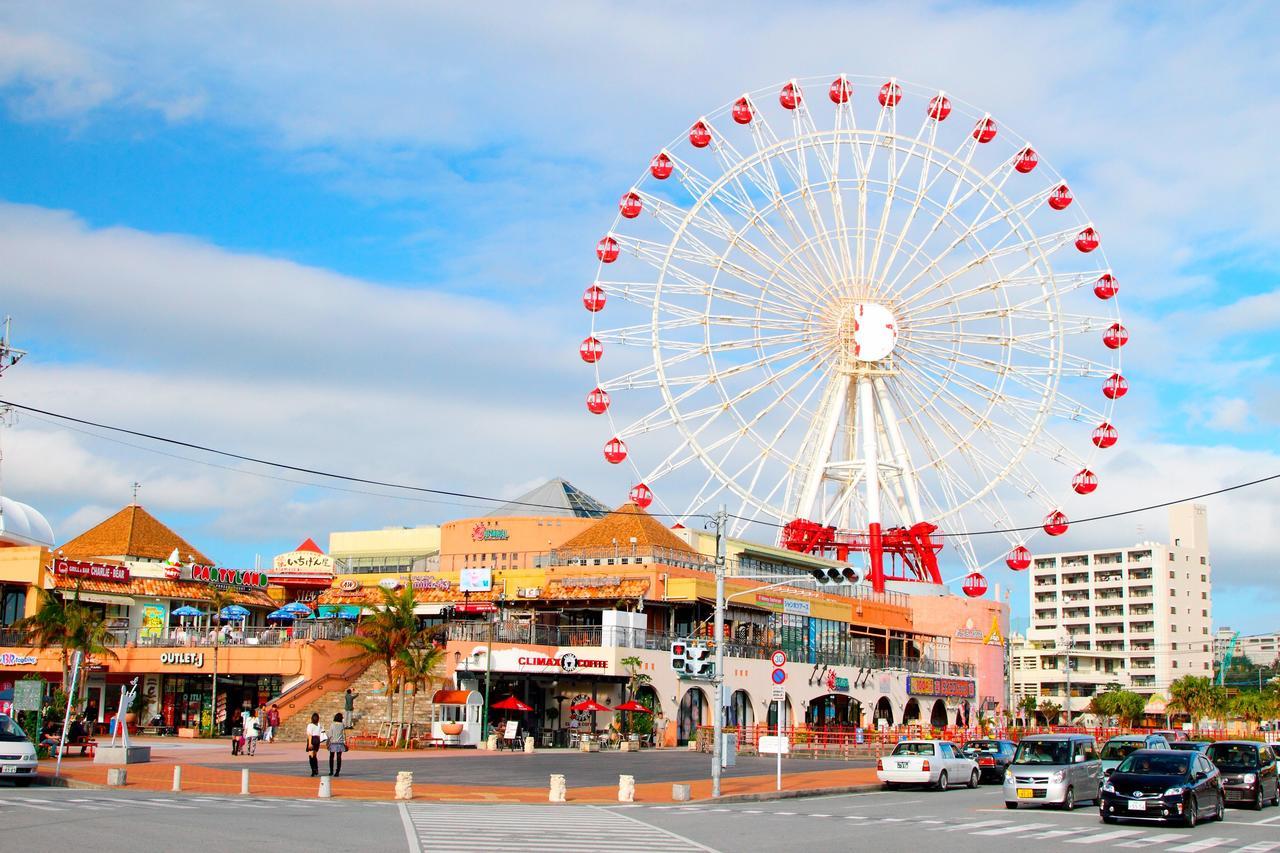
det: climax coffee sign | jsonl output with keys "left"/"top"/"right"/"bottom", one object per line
{"left": 189, "top": 564, "right": 268, "bottom": 590}
{"left": 516, "top": 654, "right": 608, "bottom": 672}
{"left": 53, "top": 559, "right": 130, "bottom": 583}
{"left": 906, "top": 675, "right": 976, "bottom": 699}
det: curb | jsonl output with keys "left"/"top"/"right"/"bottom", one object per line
{"left": 34, "top": 775, "right": 105, "bottom": 790}
{"left": 704, "top": 783, "right": 881, "bottom": 804}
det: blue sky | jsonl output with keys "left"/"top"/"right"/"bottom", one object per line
{"left": 0, "top": 1, "right": 1277, "bottom": 631}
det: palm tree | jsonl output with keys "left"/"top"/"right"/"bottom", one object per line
{"left": 397, "top": 637, "right": 447, "bottom": 749}
{"left": 206, "top": 589, "right": 239, "bottom": 737}
{"left": 1231, "top": 691, "right": 1271, "bottom": 727}
{"left": 1168, "top": 676, "right": 1226, "bottom": 731}
{"left": 16, "top": 588, "right": 73, "bottom": 686}
{"left": 340, "top": 585, "right": 421, "bottom": 742}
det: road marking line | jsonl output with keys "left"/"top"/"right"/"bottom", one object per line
{"left": 881, "top": 817, "right": 906, "bottom": 822}
{"left": 1065, "top": 829, "right": 1145, "bottom": 843}
{"left": 809, "top": 813, "right": 831, "bottom": 818}
{"left": 399, "top": 802, "right": 422, "bottom": 853}
{"left": 1255, "top": 815, "right": 1280, "bottom": 825}
{"left": 14, "top": 799, "right": 64, "bottom": 812}
{"left": 920, "top": 819, "right": 944, "bottom": 824}
{"left": 929, "top": 819, "right": 1009, "bottom": 831}
{"left": 774, "top": 811, "right": 795, "bottom": 816}
{"left": 591, "top": 805, "right": 719, "bottom": 852}
{"left": 1021, "top": 828, "right": 1093, "bottom": 839}
{"left": 972, "top": 822, "right": 1056, "bottom": 835}
{"left": 1117, "top": 833, "right": 1191, "bottom": 848}
{"left": 1167, "top": 837, "right": 1239, "bottom": 852}
{"left": 1228, "top": 843, "right": 1280, "bottom": 852}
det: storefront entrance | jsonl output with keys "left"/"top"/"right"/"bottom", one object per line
{"left": 807, "top": 693, "right": 862, "bottom": 727}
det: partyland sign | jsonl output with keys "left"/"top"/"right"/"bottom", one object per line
{"left": 189, "top": 564, "right": 269, "bottom": 590}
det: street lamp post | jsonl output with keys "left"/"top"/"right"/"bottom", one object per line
{"left": 711, "top": 506, "right": 726, "bottom": 799}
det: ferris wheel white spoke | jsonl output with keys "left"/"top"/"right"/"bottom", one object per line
{"left": 905, "top": 265, "right": 1108, "bottom": 317}
{"left": 869, "top": 111, "right": 948, "bottom": 291}
{"left": 866, "top": 103, "right": 945, "bottom": 288}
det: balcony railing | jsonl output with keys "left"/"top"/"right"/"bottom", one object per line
{"left": 444, "top": 621, "right": 974, "bottom": 678}
{"left": 99, "top": 621, "right": 355, "bottom": 648}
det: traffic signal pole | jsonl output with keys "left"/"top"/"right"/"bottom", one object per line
{"left": 711, "top": 505, "right": 727, "bottom": 799}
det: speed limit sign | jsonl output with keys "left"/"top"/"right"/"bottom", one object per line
{"left": 770, "top": 650, "right": 786, "bottom": 668}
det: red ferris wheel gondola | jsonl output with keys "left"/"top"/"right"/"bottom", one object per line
{"left": 604, "top": 437, "right": 628, "bottom": 464}
{"left": 1048, "top": 184, "right": 1073, "bottom": 210}
{"left": 596, "top": 235, "right": 620, "bottom": 263}
{"left": 973, "top": 117, "right": 997, "bottom": 143}
{"left": 619, "top": 191, "right": 642, "bottom": 219}
{"left": 829, "top": 76, "right": 852, "bottom": 104}
{"left": 586, "top": 387, "right": 610, "bottom": 414}
{"left": 1075, "top": 227, "right": 1100, "bottom": 252}
{"left": 579, "top": 336, "right": 603, "bottom": 364}
{"left": 649, "top": 151, "right": 674, "bottom": 180}
{"left": 1103, "top": 373, "right": 1128, "bottom": 400}
{"left": 1103, "top": 323, "right": 1128, "bottom": 349}
{"left": 1006, "top": 545, "right": 1032, "bottom": 571}
{"left": 732, "top": 96, "right": 754, "bottom": 124}
{"left": 583, "top": 284, "right": 606, "bottom": 312}
{"left": 1043, "top": 510, "right": 1070, "bottom": 536}
{"left": 962, "top": 572, "right": 988, "bottom": 598}
{"left": 1094, "top": 274, "right": 1119, "bottom": 299}
{"left": 629, "top": 482, "right": 654, "bottom": 508}
{"left": 689, "top": 120, "right": 712, "bottom": 148}
{"left": 1092, "top": 422, "right": 1118, "bottom": 449}
{"left": 1014, "top": 146, "right": 1039, "bottom": 173}
{"left": 927, "top": 94, "right": 951, "bottom": 121}
{"left": 878, "top": 81, "right": 902, "bottom": 107}
{"left": 1072, "top": 468, "right": 1098, "bottom": 495}
{"left": 780, "top": 81, "right": 802, "bottom": 110}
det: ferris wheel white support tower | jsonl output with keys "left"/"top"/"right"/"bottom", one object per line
{"left": 858, "top": 376, "right": 885, "bottom": 591}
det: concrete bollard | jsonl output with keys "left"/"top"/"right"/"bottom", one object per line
{"left": 549, "top": 773, "right": 566, "bottom": 803}
{"left": 106, "top": 768, "right": 127, "bottom": 787}
{"left": 172, "top": 766, "right": 182, "bottom": 792}
{"left": 523, "top": 737, "right": 535, "bottom": 754}
{"left": 672, "top": 783, "right": 691, "bottom": 802}
{"left": 395, "top": 771, "right": 414, "bottom": 800}
{"left": 318, "top": 775, "right": 332, "bottom": 799}
{"left": 486, "top": 734, "right": 499, "bottom": 751}
{"left": 241, "top": 768, "right": 250, "bottom": 795}
{"left": 618, "top": 775, "right": 635, "bottom": 803}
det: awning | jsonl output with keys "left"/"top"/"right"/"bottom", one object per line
{"left": 413, "top": 604, "right": 448, "bottom": 616}
{"left": 74, "top": 592, "right": 136, "bottom": 606}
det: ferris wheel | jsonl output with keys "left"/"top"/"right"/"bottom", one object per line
{"left": 580, "top": 75, "right": 1126, "bottom": 595}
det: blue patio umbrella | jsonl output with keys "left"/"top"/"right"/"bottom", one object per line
{"left": 266, "top": 608, "right": 296, "bottom": 621}
{"left": 219, "top": 604, "right": 251, "bottom": 621}
{"left": 172, "top": 605, "right": 205, "bottom": 617}
{"left": 281, "top": 601, "right": 313, "bottom": 615}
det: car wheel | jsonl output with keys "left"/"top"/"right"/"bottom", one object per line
{"left": 1063, "top": 786, "right": 1075, "bottom": 810}
{"left": 936, "top": 770, "right": 948, "bottom": 791}
{"left": 1101, "top": 813, "right": 1117, "bottom": 824}
{"left": 1272, "top": 785, "right": 1280, "bottom": 807}
{"left": 968, "top": 769, "right": 980, "bottom": 789}
{"left": 1004, "top": 802, "right": 1018, "bottom": 810}
{"left": 1215, "top": 793, "right": 1225, "bottom": 822}
{"left": 1184, "top": 795, "right": 1198, "bottom": 828}
{"left": 1255, "top": 788, "right": 1266, "bottom": 811}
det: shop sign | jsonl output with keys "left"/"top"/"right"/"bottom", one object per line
{"left": 140, "top": 603, "right": 167, "bottom": 639}
{"left": 782, "top": 599, "right": 810, "bottom": 616}
{"left": 471, "top": 523, "right": 509, "bottom": 541}
{"left": 378, "top": 578, "right": 402, "bottom": 590}
{"left": 272, "top": 550, "right": 334, "bottom": 572}
{"left": 954, "top": 627, "right": 984, "bottom": 640}
{"left": 12, "top": 679, "right": 42, "bottom": 711}
{"left": 190, "top": 564, "right": 268, "bottom": 590}
{"left": 515, "top": 653, "right": 608, "bottom": 672}
{"left": 455, "top": 602, "right": 496, "bottom": 614}
{"left": 824, "top": 670, "right": 850, "bottom": 692}
{"left": 906, "top": 675, "right": 976, "bottom": 698}
{"left": 558, "top": 576, "right": 621, "bottom": 588}
{"left": 339, "top": 579, "right": 361, "bottom": 592}
{"left": 160, "top": 652, "right": 206, "bottom": 668}
{"left": 516, "top": 587, "right": 542, "bottom": 598}
{"left": 0, "top": 653, "right": 37, "bottom": 666}
{"left": 755, "top": 593, "right": 783, "bottom": 608}
{"left": 459, "top": 567, "right": 493, "bottom": 593}
{"left": 53, "top": 558, "right": 130, "bottom": 583}
{"left": 411, "top": 576, "right": 453, "bottom": 591}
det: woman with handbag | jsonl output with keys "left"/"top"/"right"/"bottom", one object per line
{"left": 305, "top": 712, "right": 323, "bottom": 777}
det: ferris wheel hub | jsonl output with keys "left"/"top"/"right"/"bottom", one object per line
{"left": 831, "top": 301, "right": 898, "bottom": 366}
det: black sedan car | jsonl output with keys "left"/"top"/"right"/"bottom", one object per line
{"left": 962, "top": 739, "right": 1017, "bottom": 783}
{"left": 1100, "top": 749, "right": 1224, "bottom": 827}
{"left": 1169, "top": 741, "right": 1212, "bottom": 755}
{"left": 1205, "top": 740, "right": 1280, "bottom": 810}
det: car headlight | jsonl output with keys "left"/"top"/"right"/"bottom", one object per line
{"left": 1005, "top": 769, "right": 1014, "bottom": 782}
{"left": 1163, "top": 786, "right": 1185, "bottom": 797}
{"left": 1050, "top": 770, "right": 1066, "bottom": 784}
{"left": 1102, "top": 781, "right": 1114, "bottom": 793}
{"left": 1243, "top": 773, "right": 1258, "bottom": 786}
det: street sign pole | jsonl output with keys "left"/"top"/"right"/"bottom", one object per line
{"left": 770, "top": 651, "right": 786, "bottom": 792}
{"left": 776, "top": 695, "right": 782, "bottom": 791}
{"left": 711, "top": 504, "right": 727, "bottom": 798}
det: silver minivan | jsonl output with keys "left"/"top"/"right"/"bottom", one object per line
{"left": 1004, "top": 734, "right": 1102, "bottom": 810}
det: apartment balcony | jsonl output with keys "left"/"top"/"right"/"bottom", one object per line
{"left": 1034, "top": 578, "right": 1058, "bottom": 587}
{"left": 1130, "top": 624, "right": 1156, "bottom": 636}
{"left": 1061, "top": 574, "right": 1090, "bottom": 586}
{"left": 1130, "top": 587, "right": 1153, "bottom": 599}
{"left": 1094, "top": 573, "right": 1124, "bottom": 584}
{"left": 1034, "top": 593, "right": 1058, "bottom": 603}
{"left": 1130, "top": 605, "right": 1154, "bottom": 616}
{"left": 1128, "top": 569, "right": 1154, "bottom": 580}
{"left": 1096, "top": 607, "right": 1125, "bottom": 617}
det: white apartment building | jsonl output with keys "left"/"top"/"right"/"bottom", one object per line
{"left": 1011, "top": 504, "right": 1212, "bottom": 721}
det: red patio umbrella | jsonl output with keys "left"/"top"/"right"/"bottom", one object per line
{"left": 492, "top": 695, "right": 533, "bottom": 712}
{"left": 613, "top": 700, "right": 652, "bottom": 713}
{"left": 569, "top": 699, "right": 611, "bottom": 713}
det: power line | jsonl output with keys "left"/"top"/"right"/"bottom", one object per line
{"left": 0, "top": 398, "right": 703, "bottom": 522}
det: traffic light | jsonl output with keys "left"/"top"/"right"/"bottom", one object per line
{"left": 812, "top": 566, "right": 865, "bottom": 584}
{"left": 670, "top": 641, "right": 688, "bottom": 671}
{"left": 670, "top": 640, "right": 714, "bottom": 677}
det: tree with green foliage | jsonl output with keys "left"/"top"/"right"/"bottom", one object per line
{"left": 1091, "top": 686, "right": 1148, "bottom": 726}
{"left": 619, "top": 655, "right": 652, "bottom": 736}
{"left": 397, "top": 636, "right": 447, "bottom": 749}
{"left": 1038, "top": 699, "right": 1062, "bottom": 725}
{"left": 1168, "top": 675, "right": 1227, "bottom": 730}
{"left": 340, "top": 585, "right": 429, "bottom": 747}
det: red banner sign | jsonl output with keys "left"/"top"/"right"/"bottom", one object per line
{"left": 53, "top": 559, "right": 130, "bottom": 583}
{"left": 189, "top": 564, "right": 268, "bottom": 590}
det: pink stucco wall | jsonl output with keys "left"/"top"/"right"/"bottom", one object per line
{"left": 908, "top": 593, "right": 1010, "bottom": 715}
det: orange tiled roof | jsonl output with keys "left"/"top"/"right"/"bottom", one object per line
{"left": 57, "top": 504, "right": 214, "bottom": 565}
{"left": 52, "top": 574, "right": 275, "bottom": 608}
{"left": 558, "top": 502, "right": 698, "bottom": 554}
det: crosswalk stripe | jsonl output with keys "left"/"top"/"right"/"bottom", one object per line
{"left": 406, "top": 805, "right": 708, "bottom": 852}
{"left": 1167, "top": 838, "right": 1238, "bottom": 852}
{"left": 1229, "top": 843, "right": 1280, "bottom": 853}
{"left": 1022, "top": 828, "right": 1093, "bottom": 839}
{"left": 14, "top": 799, "right": 64, "bottom": 812}
{"left": 972, "top": 822, "right": 1056, "bottom": 835}
{"left": 1117, "top": 833, "right": 1191, "bottom": 848}
{"left": 930, "top": 819, "right": 1009, "bottom": 831}
{"left": 1065, "top": 830, "right": 1144, "bottom": 844}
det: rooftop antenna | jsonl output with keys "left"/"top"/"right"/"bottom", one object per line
{"left": 131, "top": 481, "right": 141, "bottom": 505}
{"left": 0, "top": 316, "right": 26, "bottom": 377}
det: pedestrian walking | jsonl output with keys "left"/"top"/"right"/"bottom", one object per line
{"left": 305, "top": 712, "right": 323, "bottom": 777}
{"left": 244, "top": 709, "right": 259, "bottom": 756}
{"left": 328, "top": 712, "right": 347, "bottom": 777}
{"left": 266, "top": 704, "right": 281, "bottom": 742}
{"left": 344, "top": 688, "right": 357, "bottom": 724}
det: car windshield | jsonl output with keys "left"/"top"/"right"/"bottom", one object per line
{"left": 0, "top": 715, "right": 29, "bottom": 742}
{"left": 1117, "top": 753, "right": 1189, "bottom": 776}
{"left": 892, "top": 742, "right": 936, "bottom": 756}
{"left": 1100, "top": 741, "right": 1143, "bottom": 761}
{"left": 1206, "top": 744, "right": 1259, "bottom": 770}
{"left": 1013, "top": 741, "right": 1072, "bottom": 765}
{"left": 965, "top": 741, "right": 1001, "bottom": 753}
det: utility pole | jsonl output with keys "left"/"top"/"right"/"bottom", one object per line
{"left": 1062, "top": 635, "right": 1073, "bottom": 728}
{"left": 711, "top": 504, "right": 727, "bottom": 799}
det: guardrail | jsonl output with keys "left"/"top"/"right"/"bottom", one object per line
{"left": 100, "top": 620, "right": 355, "bottom": 648}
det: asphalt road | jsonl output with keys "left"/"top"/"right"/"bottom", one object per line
{"left": 5, "top": 781, "right": 1280, "bottom": 852}
{"left": 220, "top": 749, "right": 872, "bottom": 787}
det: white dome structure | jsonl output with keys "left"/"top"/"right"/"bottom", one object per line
{"left": 0, "top": 496, "right": 55, "bottom": 548}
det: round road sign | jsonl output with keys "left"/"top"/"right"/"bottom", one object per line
{"left": 771, "top": 668, "right": 787, "bottom": 685}
{"left": 770, "top": 650, "right": 786, "bottom": 667}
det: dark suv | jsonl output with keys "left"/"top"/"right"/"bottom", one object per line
{"left": 1206, "top": 741, "right": 1280, "bottom": 810}
{"left": 963, "top": 739, "right": 1017, "bottom": 783}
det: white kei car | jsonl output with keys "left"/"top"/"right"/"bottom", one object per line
{"left": 877, "top": 739, "right": 980, "bottom": 791}
{"left": 0, "top": 714, "right": 38, "bottom": 786}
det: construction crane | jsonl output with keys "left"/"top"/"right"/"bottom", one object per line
{"left": 1217, "top": 631, "right": 1240, "bottom": 686}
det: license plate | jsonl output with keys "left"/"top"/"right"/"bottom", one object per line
{"left": 0, "top": 766, "right": 16, "bottom": 774}
{"left": 897, "top": 762, "right": 909, "bottom": 769}
{"left": 1127, "top": 800, "right": 1146, "bottom": 811}
{"left": 1017, "top": 788, "right": 1034, "bottom": 799}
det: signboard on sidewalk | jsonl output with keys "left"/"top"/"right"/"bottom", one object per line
{"left": 12, "top": 679, "right": 42, "bottom": 712}
{"left": 759, "top": 735, "right": 790, "bottom": 754}
{"left": 771, "top": 685, "right": 786, "bottom": 701}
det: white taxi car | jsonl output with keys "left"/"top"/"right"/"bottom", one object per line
{"left": 877, "top": 739, "right": 979, "bottom": 791}
{"left": 0, "top": 714, "right": 38, "bottom": 786}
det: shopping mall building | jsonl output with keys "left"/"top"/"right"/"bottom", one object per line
{"left": 0, "top": 479, "right": 1009, "bottom": 743}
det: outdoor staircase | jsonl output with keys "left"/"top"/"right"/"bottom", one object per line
{"left": 273, "top": 663, "right": 440, "bottom": 742}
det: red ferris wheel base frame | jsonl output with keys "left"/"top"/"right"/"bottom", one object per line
{"left": 780, "top": 518, "right": 944, "bottom": 593}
